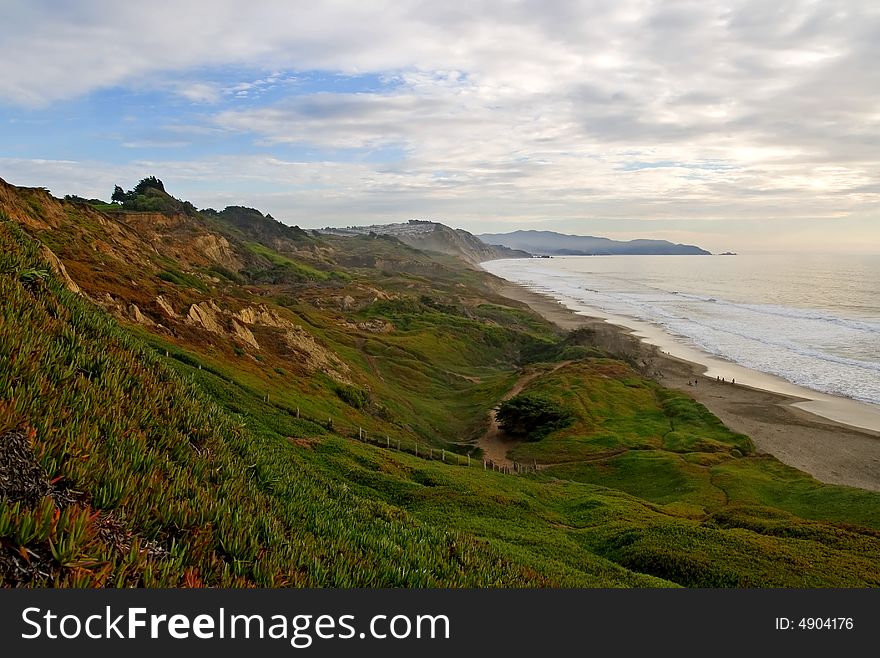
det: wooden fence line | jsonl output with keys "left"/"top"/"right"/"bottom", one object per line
{"left": 341, "top": 426, "right": 538, "bottom": 475}
{"left": 267, "top": 398, "right": 538, "bottom": 476}
{"left": 174, "top": 352, "right": 538, "bottom": 476}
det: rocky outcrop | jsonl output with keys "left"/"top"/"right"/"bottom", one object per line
{"left": 155, "top": 295, "right": 178, "bottom": 319}
{"left": 231, "top": 304, "right": 295, "bottom": 329}
{"left": 186, "top": 301, "right": 225, "bottom": 335}
{"left": 231, "top": 319, "right": 260, "bottom": 350}
{"left": 97, "top": 293, "right": 156, "bottom": 327}
{"left": 192, "top": 234, "right": 242, "bottom": 271}
{"left": 320, "top": 295, "right": 359, "bottom": 311}
{"left": 357, "top": 320, "right": 393, "bottom": 333}
{"left": 185, "top": 300, "right": 263, "bottom": 349}
{"left": 284, "top": 327, "right": 351, "bottom": 385}
{"left": 363, "top": 286, "right": 393, "bottom": 302}
{"left": 340, "top": 319, "right": 394, "bottom": 333}
{"left": 129, "top": 304, "right": 154, "bottom": 326}
{"left": 39, "top": 245, "right": 81, "bottom": 295}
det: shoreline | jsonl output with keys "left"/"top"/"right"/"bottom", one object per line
{"left": 492, "top": 279, "right": 880, "bottom": 492}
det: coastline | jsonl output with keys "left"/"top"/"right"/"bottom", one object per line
{"left": 493, "top": 279, "right": 880, "bottom": 492}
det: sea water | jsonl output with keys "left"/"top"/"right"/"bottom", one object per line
{"left": 482, "top": 254, "right": 880, "bottom": 407}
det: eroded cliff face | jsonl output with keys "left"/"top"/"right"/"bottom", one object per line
{"left": 192, "top": 234, "right": 242, "bottom": 271}
{"left": 0, "top": 180, "right": 65, "bottom": 231}
{"left": 114, "top": 211, "right": 244, "bottom": 271}
{"left": 1, "top": 178, "right": 541, "bottom": 417}
{"left": 0, "top": 179, "right": 378, "bottom": 391}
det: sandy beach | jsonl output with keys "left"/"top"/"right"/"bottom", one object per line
{"left": 495, "top": 280, "right": 880, "bottom": 492}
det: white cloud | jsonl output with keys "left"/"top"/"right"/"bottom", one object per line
{"left": 121, "top": 140, "right": 190, "bottom": 149}
{"left": 1, "top": 1, "right": 878, "bottom": 252}
{"left": 175, "top": 82, "right": 222, "bottom": 104}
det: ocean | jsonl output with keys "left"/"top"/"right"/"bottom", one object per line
{"left": 483, "top": 254, "right": 880, "bottom": 408}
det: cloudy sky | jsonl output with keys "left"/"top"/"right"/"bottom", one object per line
{"left": 1, "top": 0, "right": 878, "bottom": 253}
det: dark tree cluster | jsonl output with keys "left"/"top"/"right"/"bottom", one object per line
{"left": 111, "top": 177, "right": 166, "bottom": 203}
{"left": 496, "top": 393, "right": 575, "bottom": 441}
{"left": 109, "top": 177, "right": 196, "bottom": 214}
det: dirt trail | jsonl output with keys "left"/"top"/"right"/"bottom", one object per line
{"left": 477, "top": 362, "right": 571, "bottom": 467}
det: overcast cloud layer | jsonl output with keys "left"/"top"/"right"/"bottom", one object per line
{"left": 2, "top": 0, "right": 878, "bottom": 252}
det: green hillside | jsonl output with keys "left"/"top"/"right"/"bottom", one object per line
{"left": 2, "top": 179, "right": 880, "bottom": 588}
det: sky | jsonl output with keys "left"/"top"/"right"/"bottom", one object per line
{"left": 1, "top": 0, "right": 878, "bottom": 254}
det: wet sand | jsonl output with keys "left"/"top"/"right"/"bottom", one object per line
{"left": 495, "top": 281, "right": 880, "bottom": 492}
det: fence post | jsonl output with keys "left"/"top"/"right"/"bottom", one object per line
{"left": 358, "top": 427, "right": 362, "bottom": 440}
{"left": 296, "top": 407, "right": 300, "bottom": 418}
{"left": 442, "top": 450, "right": 445, "bottom": 462}
{"left": 483, "top": 460, "right": 486, "bottom": 470}
{"left": 415, "top": 443, "right": 418, "bottom": 457}
{"left": 386, "top": 435, "right": 390, "bottom": 448}
{"left": 467, "top": 455, "right": 471, "bottom": 467}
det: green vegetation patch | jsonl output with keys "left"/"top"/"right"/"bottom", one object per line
{"left": 496, "top": 393, "right": 575, "bottom": 440}
{"left": 244, "top": 242, "right": 350, "bottom": 283}
{"left": 157, "top": 268, "right": 210, "bottom": 292}
{"left": 544, "top": 451, "right": 726, "bottom": 508}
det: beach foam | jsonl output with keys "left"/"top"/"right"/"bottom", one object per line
{"left": 483, "top": 255, "right": 880, "bottom": 432}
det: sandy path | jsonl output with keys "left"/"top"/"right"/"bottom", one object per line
{"left": 477, "top": 362, "right": 571, "bottom": 467}
{"left": 494, "top": 281, "right": 880, "bottom": 492}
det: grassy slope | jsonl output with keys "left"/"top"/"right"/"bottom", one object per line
{"left": 506, "top": 361, "right": 880, "bottom": 530}
{"left": 154, "top": 346, "right": 880, "bottom": 587}
{"left": 2, "top": 185, "right": 880, "bottom": 588}
{"left": 0, "top": 219, "right": 653, "bottom": 587}
{"left": 12, "top": 185, "right": 554, "bottom": 451}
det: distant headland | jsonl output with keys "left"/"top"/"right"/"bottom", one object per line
{"left": 477, "top": 229, "right": 711, "bottom": 256}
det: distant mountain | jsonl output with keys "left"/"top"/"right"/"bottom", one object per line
{"left": 477, "top": 230, "right": 711, "bottom": 256}
{"left": 320, "top": 220, "right": 531, "bottom": 265}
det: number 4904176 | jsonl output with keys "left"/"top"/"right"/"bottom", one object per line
{"left": 798, "top": 618, "right": 854, "bottom": 630}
